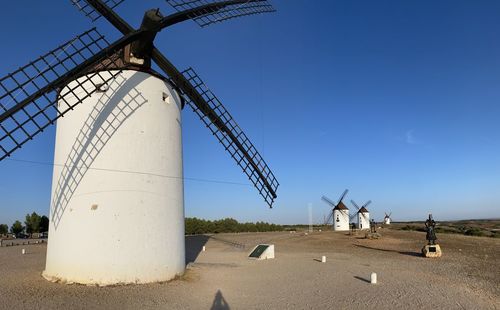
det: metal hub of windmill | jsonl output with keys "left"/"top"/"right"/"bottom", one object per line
{"left": 0, "top": 0, "right": 279, "bottom": 285}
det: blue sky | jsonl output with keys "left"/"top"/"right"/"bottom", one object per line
{"left": 0, "top": 0, "right": 499, "bottom": 226}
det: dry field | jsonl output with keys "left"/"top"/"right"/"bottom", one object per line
{"left": 0, "top": 229, "right": 498, "bottom": 309}
{"left": 389, "top": 219, "right": 500, "bottom": 238}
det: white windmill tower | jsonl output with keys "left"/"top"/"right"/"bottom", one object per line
{"left": 321, "top": 189, "right": 350, "bottom": 231}
{"left": 384, "top": 212, "right": 392, "bottom": 225}
{"left": 351, "top": 200, "right": 371, "bottom": 230}
{"left": 0, "top": 0, "right": 278, "bottom": 285}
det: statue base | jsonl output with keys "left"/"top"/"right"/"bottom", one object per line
{"left": 421, "top": 244, "right": 442, "bottom": 258}
{"left": 364, "top": 232, "right": 381, "bottom": 239}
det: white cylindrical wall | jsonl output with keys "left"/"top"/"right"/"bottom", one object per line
{"left": 358, "top": 212, "right": 370, "bottom": 230}
{"left": 43, "top": 70, "right": 185, "bottom": 285}
{"left": 333, "top": 209, "right": 349, "bottom": 231}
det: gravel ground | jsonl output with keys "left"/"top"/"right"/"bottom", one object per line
{"left": 0, "top": 229, "right": 498, "bottom": 310}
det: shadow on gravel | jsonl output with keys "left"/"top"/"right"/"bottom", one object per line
{"left": 185, "top": 234, "right": 248, "bottom": 265}
{"left": 354, "top": 244, "right": 423, "bottom": 258}
{"left": 210, "top": 289, "right": 230, "bottom": 310}
{"left": 354, "top": 276, "right": 371, "bottom": 283}
{"left": 208, "top": 235, "right": 246, "bottom": 249}
{"left": 185, "top": 235, "right": 210, "bottom": 264}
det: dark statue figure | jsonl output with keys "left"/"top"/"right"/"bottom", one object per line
{"left": 370, "top": 219, "right": 376, "bottom": 233}
{"left": 425, "top": 214, "right": 437, "bottom": 245}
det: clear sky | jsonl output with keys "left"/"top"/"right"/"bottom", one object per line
{"left": 0, "top": 1, "right": 499, "bottom": 226}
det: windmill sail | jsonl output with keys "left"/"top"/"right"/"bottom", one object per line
{"left": 324, "top": 211, "right": 333, "bottom": 225}
{"left": 0, "top": 28, "right": 144, "bottom": 161}
{"left": 180, "top": 68, "right": 278, "bottom": 207}
{"left": 321, "top": 195, "right": 336, "bottom": 207}
{"left": 71, "top": 0, "right": 125, "bottom": 21}
{"left": 165, "top": 0, "right": 275, "bottom": 27}
{"left": 68, "top": 0, "right": 279, "bottom": 207}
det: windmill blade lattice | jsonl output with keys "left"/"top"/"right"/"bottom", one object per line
{"left": 71, "top": 0, "right": 125, "bottom": 21}
{"left": 181, "top": 67, "right": 278, "bottom": 207}
{"left": 321, "top": 195, "right": 336, "bottom": 207}
{"left": 0, "top": 28, "right": 124, "bottom": 161}
{"left": 349, "top": 213, "right": 357, "bottom": 222}
{"left": 337, "top": 189, "right": 348, "bottom": 204}
{"left": 324, "top": 211, "right": 333, "bottom": 225}
{"left": 165, "top": 0, "right": 275, "bottom": 27}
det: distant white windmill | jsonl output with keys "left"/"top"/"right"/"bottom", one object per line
{"left": 350, "top": 200, "right": 371, "bottom": 230}
{"left": 384, "top": 212, "right": 392, "bottom": 225}
{"left": 322, "top": 189, "right": 350, "bottom": 231}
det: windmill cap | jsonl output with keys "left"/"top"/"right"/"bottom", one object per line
{"left": 334, "top": 201, "right": 349, "bottom": 210}
{"left": 358, "top": 207, "right": 369, "bottom": 213}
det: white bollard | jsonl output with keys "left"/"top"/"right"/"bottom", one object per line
{"left": 321, "top": 256, "right": 326, "bottom": 263}
{"left": 370, "top": 272, "right": 377, "bottom": 284}
{"left": 22, "top": 249, "right": 26, "bottom": 255}
{"left": 202, "top": 246, "right": 206, "bottom": 252}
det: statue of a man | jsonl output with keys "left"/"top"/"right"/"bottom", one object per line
{"left": 425, "top": 214, "right": 437, "bottom": 245}
{"left": 370, "top": 219, "right": 376, "bottom": 233}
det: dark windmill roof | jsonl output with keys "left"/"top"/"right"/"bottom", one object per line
{"left": 334, "top": 201, "right": 348, "bottom": 211}
{"left": 358, "top": 207, "right": 369, "bottom": 213}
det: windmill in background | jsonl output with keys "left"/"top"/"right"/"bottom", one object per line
{"left": 321, "top": 189, "right": 349, "bottom": 231}
{"left": 384, "top": 212, "right": 392, "bottom": 225}
{"left": 350, "top": 200, "right": 371, "bottom": 230}
{"left": 0, "top": 0, "right": 278, "bottom": 285}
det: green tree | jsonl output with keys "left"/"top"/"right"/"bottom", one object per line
{"left": 10, "top": 221, "right": 24, "bottom": 235}
{"left": 184, "top": 217, "right": 284, "bottom": 234}
{"left": 25, "top": 212, "right": 41, "bottom": 235}
{"left": 0, "top": 224, "right": 8, "bottom": 234}
{"left": 220, "top": 218, "right": 239, "bottom": 233}
{"left": 39, "top": 216, "right": 49, "bottom": 233}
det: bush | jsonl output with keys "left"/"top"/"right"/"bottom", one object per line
{"left": 400, "top": 225, "right": 417, "bottom": 231}
{"left": 400, "top": 225, "right": 425, "bottom": 232}
{"left": 464, "top": 227, "right": 487, "bottom": 237}
{"left": 435, "top": 226, "right": 460, "bottom": 234}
